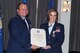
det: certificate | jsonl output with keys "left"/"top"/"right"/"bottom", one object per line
{"left": 30, "top": 28, "right": 46, "bottom": 47}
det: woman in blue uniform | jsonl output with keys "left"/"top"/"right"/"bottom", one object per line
{"left": 40, "top": 9, "right": 65, "bottom": 53}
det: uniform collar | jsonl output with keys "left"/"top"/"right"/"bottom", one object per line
{"left": 48, "top": 22, "right": 55, "bottom": 27}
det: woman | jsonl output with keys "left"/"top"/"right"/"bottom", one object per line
{"left": 40, "top": 9, "right": 65, "bottom": 53}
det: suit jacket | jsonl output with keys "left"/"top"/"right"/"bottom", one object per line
{"left": 7, "top": 15, "right": 32, "bottom": 53}
{"left": 40, "top": 22, "right": 65, "bottom": 53}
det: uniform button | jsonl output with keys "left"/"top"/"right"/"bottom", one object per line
{"left": 48, "top": 37, "right": 50, "bottom": 38}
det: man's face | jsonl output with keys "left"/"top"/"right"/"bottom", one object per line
{"left": 17, "top": 4, "right": 28, "bottom": 17}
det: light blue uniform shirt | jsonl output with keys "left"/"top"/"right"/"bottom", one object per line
{"left": 48, "top": 22, "right": 55, "bottom": 35}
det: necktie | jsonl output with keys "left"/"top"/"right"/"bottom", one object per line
{"left": 24, "top": 19, "right": 29, "bottom": 30}
{"left": 49, "top": 24, "right": 52, "bottom": 27}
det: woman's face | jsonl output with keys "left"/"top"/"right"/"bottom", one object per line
{"left": 49, "top": 11, "right": 57, "bottom": 23}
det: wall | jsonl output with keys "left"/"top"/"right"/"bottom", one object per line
{"left": 58, "top": 0, "right": 71, "bottom": 53}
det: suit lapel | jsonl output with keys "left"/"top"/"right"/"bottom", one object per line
{"left": 17, "top": 15, "right": 31, "bottom": 31}
{"left": 45, "top": 22, "right": 49, "bottom": 36}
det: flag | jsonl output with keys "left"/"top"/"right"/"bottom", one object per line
{"left": 0, "top": 11, "right": 3, "bottom": 53}
{"left": 22, "top": 0, "right": 27, "bottom": 3}
{"left": 48, "top": 0, "right": 55, "bottom": 10}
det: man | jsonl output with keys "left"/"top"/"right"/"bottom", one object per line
{"left": 7, "top": 2, "right": 39, "bottom": 53}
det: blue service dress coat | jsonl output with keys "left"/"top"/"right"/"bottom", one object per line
{"left": 40, "top": 22, "right": 65, "bottom": 53}
{"left": 6, "top": 15, "right": 32, "bottom": 53}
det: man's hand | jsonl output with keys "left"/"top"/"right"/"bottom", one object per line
{"left": 31, "top": 45, "right": 40, "bottom": 50}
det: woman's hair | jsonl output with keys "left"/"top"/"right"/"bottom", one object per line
{"left": 47, "top": 9, "right": 58, "bottom": 22}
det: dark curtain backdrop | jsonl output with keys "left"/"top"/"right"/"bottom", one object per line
{"left": 69, "top": 0, "right": 80, "bottom": 52}
{"left": 1, "top": 0, "right": 21, "bottom": 51}
{"left": 37, "top": 0, "right": 49, "bottom": 27}
{"left": 27, "top": 0, "right": 36, "bottom": 28}
{"left": 1, "top": 0, "right": 57, "bottom": 51}
{"left": 37, "top": 0, "right": 57, "bottom": 27}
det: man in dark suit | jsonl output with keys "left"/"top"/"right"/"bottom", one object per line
{"left": 40, "top": 9, "right": 65, "bottom": 53}
{"left": 6, "top": 2, "right": 39, "bottom": 53}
